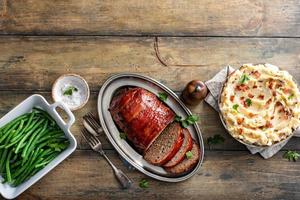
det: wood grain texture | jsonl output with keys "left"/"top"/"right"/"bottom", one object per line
{"left": 0, "top": 36, "right": 299, "bottom": 92}
{"left": 0, "top": 0, "right": 299, "bottom": 199}
{"left": 0, "top": 0, "right": 299, "bottom": 36}
{"left": 10, "top": 150, "right": 300, "bottom": 200}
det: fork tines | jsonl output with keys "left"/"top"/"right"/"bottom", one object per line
{"left": 83, "top": 112, "right": 104, "bottom": 134}
{"left": 81, "top": 127, "right": 101, "bottom": 147}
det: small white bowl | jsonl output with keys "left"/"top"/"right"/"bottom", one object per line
{"left": 52, "top": 74, "right": 90, "bottom": 111}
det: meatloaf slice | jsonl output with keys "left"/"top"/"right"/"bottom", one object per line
{"left": 163, "top": 128, "right": 193, "bottom": 168}
{"left": 165, "top": 141, "right": 200, "bottom": 174}
{"left": 109, "top": 87, "right": 175, "bottom": 152}
{"left": 144, "top": 122, "right": 183, "bottom": 166}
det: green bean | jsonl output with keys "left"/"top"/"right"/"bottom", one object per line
{"left": 15, "top": 166, "right": 41, "bottom": 186}
{"left": 36, "top": 131, "right": 65, "bottom": 145}
{"left": 10, "top": 118, "right": 39, "bottom": 145}
{"left": 5, "top": 150, "right": 13, "bottom": 183}
{"left": 15, "top": 119, "right": 45, "bottom": 154}
{"left": 22, "top": 111, "right": 35, "bottom": 133}
{"left": 11, "top": 150, "right": 36, "bottom": 179}
{"left": 11, "top": 159, "right": 22, "bottom": 169}
{"left": 36, "top": 148, "right": 53, "bottom": 161}
{"left": 14, "top": 166, "right": 33, "bottom": 186}
{"left": 37, "top": 137, "right": 66, "bottom": 150}
{"left": 0, "top": 149, "right": 4, "bottom": 174}
{"left": 23, "top": 117, "right": 40, "bottom": 134}
{"left": 35, "top": 153, "right": 58, "bottom": 168}
{"left": 13, "top": 151, "right": 46, "bottom": 184}
{"left": 1, "top": 113, "right": 28, "bottom": 133}
{"left": 0, "top": 149, "right": 8, "bottom": 173}
{"left": 0, "top": 107, "right": 69, "bottom": 187}
{"left": 0, "top": 130, "right": 16, "bottom": 149}
{"left": 14, "top": 164, "right": 35, "bottom": 186}
{"left": 34, "top": 161, "right": 49, "bottom": 169}
{"left": 22, "top": 122, "right": 47, "bottom": 159}
{"left": 0, "top": 120, "right": 24, "bottom": 149}
{"left": 0, "top": 121, "right": 20, "bottom": 144}
{"left": 5, "top": 136, "right": 24, "bottom": 149}
{"left": 20, "top": 128, "right": 43, "bottom": 165}
{"left": 33, "top": 107, "right": 56, "bottom": 126}
{"left": 24, "top": 125, "right": 50, "bottom": 160}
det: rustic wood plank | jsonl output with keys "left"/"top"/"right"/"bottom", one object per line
{"left": 0, "top": 91, "right": 300, "bottom": 151}
{"left": 0, "top": 0, "right": 299, "bottom": 36}
{"left": 0, "top": 37, "right": 299, "bottom": 92}
{"left": 8, "top": 150, "right": 300, "bottom": 200}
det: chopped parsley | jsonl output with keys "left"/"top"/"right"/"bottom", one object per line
{"left": 239, "top": 74, "right": 250, "bottom": 84}
{"left": 174, "top": 115, "right": 182, "bottom": 122}
{"left": 207, "top": 134, "right": 225, "bottom": 149}
{"left": 158, "top": 92, "right": 168, "bottom": 102}
{"left": 63, "top": 86, "right": 78, "bottom": 96}
{"left": 176, "top": 114, "right": 199, "bottom": 128}
{"left": 288, "top": 94, "right": 295, "bottom": 100}
{"left": 186, "top": 115, "right": 199, "bottom": 124}
{"left": 245, "top": 98, "right": 252, "bottom": 106}
{"left": 181, "top": 120, "right": 189, "bottom": 128}
{"left": 233, "top": 104, "right": 239, "bottom": 111}
{"left": 48, "top": 141, "right": 69, "bottom": 152}
{"left": 186, "top": 151, "right": 193, "bottom": 159}
{"left": 119, "top": 132, "right": 127, "bottom": 140}
{"left": 139, "top": 179, "right": 149, "bottom": 189}
{"left": 283, "top": 150, "right": 300, "bottom": 162}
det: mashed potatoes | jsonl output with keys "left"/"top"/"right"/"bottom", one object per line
{"left": 220, "top": 64, "right": 300, "bottom": 146}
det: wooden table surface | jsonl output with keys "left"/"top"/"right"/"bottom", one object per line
{"left": 0, "top": 0, "right": 300, "bottom": 199}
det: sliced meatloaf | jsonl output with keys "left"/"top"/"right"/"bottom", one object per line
{"left": 163, "top": 128, "right": 193, "bottom": 168}
{"left": 144, "top": 122, "right": 183, "bottom": 165}
{"left": 165, "top": 141, "right": 200, "bottom": 174}
{"left": 109, "top": 87, "right": 175, "bottom": 152}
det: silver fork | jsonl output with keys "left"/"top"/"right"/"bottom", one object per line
{"left": 83, "top": 112, "right": 104, "bottom": 135}
{"left": 81, "top": 128, "right": 132, "bottom": 189}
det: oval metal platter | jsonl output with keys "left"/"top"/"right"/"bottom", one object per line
{"left": 97, "top": 73, "right": 204, "bottom": 182}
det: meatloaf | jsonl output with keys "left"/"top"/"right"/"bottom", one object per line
{"left": 163, "top": 128, "right": 193, "bottom": 168}
{"left": 165, "top": 142, "right": 200, "bottom": 174}
{"left": 144, "top": 122, "right": 183, "bottom": 165}
{"left": 109, "top": 87, "right": 175, "bottom": 152}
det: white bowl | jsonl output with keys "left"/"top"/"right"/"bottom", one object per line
{"left": 0, "top": 94, "right": 77, "bottom": 199}
{"left": 52, "top": 74, "right": 90, "bottom": 111}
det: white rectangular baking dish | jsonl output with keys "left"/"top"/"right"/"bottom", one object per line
{"left": 0, "top": 94, "right": 77, "bottom": 199}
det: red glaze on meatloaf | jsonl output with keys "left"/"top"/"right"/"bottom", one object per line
{"left": 144, "top": 122, "right": 183, "bottom": 165}
{"left": 109, "top": 88, "right": 175, "bottom": 152}
{"left": 164, "top": 128, "right": 193, "bottom": 168}
{"left": 165, "top": 141, "right": 200, "bottom": 174}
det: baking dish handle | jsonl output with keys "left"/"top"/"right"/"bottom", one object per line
{"left": 50, "top": 101, "right": 75, "bottom": 129}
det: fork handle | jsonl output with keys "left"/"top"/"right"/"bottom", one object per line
{"left": 114, "top": 169, "right": 133, "bottom": 189}
{"left": 102, "top": 153, "right": 132, "bottom": 189}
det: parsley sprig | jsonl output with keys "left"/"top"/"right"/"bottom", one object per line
{"left": 48, "top": 141, "right": 69, "bottom": 152}
{"left": 139, "top": 179, "right": 149, "bottom": 188}
{"left": 186, "top": 151, "right": 193, "bottom": 159}
{"left": 245, "top": 98, "right": 252, "bottom": 107}
{"left": 158, "top": 92, "right": 168, "bottom": 102}
{"left": 63, "top": 86, "right": 78, "bottom": 96}
{"left": 175, "top": 114, "right": 199, "bottom": 128}
{"left": 233, "top": 104, "right": 239, "bottom": 111}
{"left": 239, "top": 74, "right": 250, "bottom": 84}
{"left": 288, "top": 94, "right": 295, "bottom": 100}
{"left": 119, "top": 132, "right": 127, "bottom": 140}
{"left": 207, "top": 134, "right": 225, "bottom": 149}
{"left": 283, "top": 150, "right": 300, "bottom": 162}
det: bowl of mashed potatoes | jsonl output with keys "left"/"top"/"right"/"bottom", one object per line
{"left": 219, "top": 63, "right": 300, "bottom": 147}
